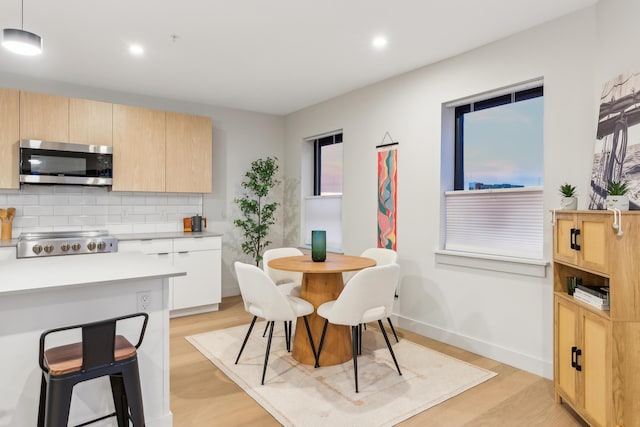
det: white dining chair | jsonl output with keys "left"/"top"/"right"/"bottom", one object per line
{"left": 234, "top": 261, "right": 318, "bottom": 385}
{"left": 345, "top": 248, "right": 400, "bottom": 342}
{"left": 261, "top": 247, "right": 304, "bottom": 337}
{"left": 316, "top": 263, "right": 401, "bottom": 393}
{"left": 262, "top": 247, "right": 304, "bottom": 297}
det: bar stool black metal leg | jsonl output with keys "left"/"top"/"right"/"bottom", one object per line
{"left": 109, "top": 374, "right": 129, "bottom": 427}
{"left": 44, "top": 380, "right": 74, "bottom": 427}
{"left": 122, "top": 361, "right": 145, "bottom": 426}
{"left": 37, "top": 375, "right": 47, "bottom": 427}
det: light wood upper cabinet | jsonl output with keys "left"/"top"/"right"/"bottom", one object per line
{"left": 0, "top": 88, "right": 20, "bottom": 189}
{"left": 20, "top": 91, "right": 69, "bottom": 141}
{"left": 69, "top": 98, "right": 112, "bottom": 146}
{"left": 9, "top": 87, "right": 212, "bottom": 193}
{"left": 165, "top": 112, "right": 212, "bottom": 193}
{"left": 112, "top": 104, "right": 165, "bottom": 192}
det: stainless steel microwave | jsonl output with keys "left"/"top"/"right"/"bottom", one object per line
{"left": 19, "top": 139, "right": 113, "bottom": 186}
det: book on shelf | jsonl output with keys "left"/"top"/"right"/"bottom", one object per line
{"left": 576, "top": 284, "right": 610, "bottom": 303}
{"left": 573, "top": 289, "right": 610, "bottom": 310}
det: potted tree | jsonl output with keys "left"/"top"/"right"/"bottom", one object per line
{"left": 234, "top": 157, "right": 281, "bottom": 265}
{"left": 606, "top": 181, "right": 630, "bottom": 210}
{"left": 559, "top": 183, "right": 578, "bottom": 210}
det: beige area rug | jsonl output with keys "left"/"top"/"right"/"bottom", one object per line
{"left": 186, "top": 322, "right": 496, "bottom": 427}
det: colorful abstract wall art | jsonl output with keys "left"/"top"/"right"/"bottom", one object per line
{"left": 377, "top": 145, "right": 397, "bottom": 250}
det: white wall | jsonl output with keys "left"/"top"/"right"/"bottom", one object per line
{"left": 284, "top": 7, "right": 599, "bottom": 378}
{"left": 0, "top": 73, "right": 285, "bottom": 298}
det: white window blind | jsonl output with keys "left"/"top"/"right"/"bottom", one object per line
{"left": 303, "top": 195, "right": 342, "bottom": 251}
{"left": 444, "top": 187, "right": 543, "bottom": 259}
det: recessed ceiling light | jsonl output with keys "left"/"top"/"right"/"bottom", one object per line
{"left": 372, "top": 35, "right": 388, "bottom": 50}
{"left": 129, "top": 44, "right": 144, "bottom": 56}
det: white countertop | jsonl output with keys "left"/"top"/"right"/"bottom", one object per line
{"left": 0, "top": 252, "right": 186, "bottom": 296}
{"left": 115, "top": 230, "right": 222, "bottom": 241}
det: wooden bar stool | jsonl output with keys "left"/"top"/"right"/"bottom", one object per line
{"left": 37, "top": 312, "right": 149, "bottom": 427}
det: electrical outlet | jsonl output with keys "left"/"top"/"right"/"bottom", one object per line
{"left": 137, "top": 291, "right": 151, "bottom": 312}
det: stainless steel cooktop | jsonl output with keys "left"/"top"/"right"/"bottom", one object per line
{"left": 17, "top": 230, "right": 118, "bottom": 258}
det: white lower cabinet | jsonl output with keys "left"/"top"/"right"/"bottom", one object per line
{"left": 0, "top": 247, "right": 16, "bottom": 260}
{"left": 118, "top": 236, "right": 221, "bottom": 316}
{"left": 172, "top": 237, "right": 221, "bottom": 313}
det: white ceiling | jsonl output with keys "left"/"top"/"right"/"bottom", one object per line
{"left": 0, "top": 0, "right": 597, "bottom": 115}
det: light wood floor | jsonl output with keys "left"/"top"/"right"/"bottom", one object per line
{"left": 170, "top": 296, "right": 587, "bottom": 427}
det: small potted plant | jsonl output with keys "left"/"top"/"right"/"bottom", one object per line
{"left": 559, "top": 183, "right": 578, "bottom": 210}
{"left": 606, "top": 181, "right": 630, "bottom": 210}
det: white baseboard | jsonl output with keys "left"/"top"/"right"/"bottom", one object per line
{"left": 393, "top": 314, "right": 553, "bottom": 380}
{"left": 170, "top": 303, "right": 219, "bottom": 318}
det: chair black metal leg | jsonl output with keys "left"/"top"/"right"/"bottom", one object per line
{"left": 262, "top": 321, "right": 270, "bottom": 337}
{"left": 315, "top": 319, "right": 329, "bottom": 367}
{"left": 284, "top": 321, "right": 290, "bottom": 352}
{"left": 261, "top": 321, "right": 275, "bottom": 385}
{"left": 235, "top": 316, "right": 257, "bottom": 364}
{"left": 352, "top": 325, "right": 359, "bottom": 393}
{"left": 378, "top": 319, "right": 402, "bottom": 376}
{"left": 387, "top": 317, "right": 399, "bottom": 342}
{"left": 302, "top": 316, "right": 318, "bottom": 367}
{"left": 358, "top": 323, "right": 363, "bottom": 355}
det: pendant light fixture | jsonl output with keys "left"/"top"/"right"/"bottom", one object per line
{"left": 2, "top": 0, "right": 42, "bottom": 56}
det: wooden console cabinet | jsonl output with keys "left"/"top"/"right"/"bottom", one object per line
{"left": 553, "top": 210, "right": 640, "bottom": 427}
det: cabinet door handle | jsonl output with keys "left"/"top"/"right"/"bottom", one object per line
{"left": 571, "top": 346, "right": 577, "bottom": 368}
{"left": 570, "top": 228, "right": 581, "bottom": 251}
{"left": 575, "top": 348, "right": 582, "bottom": 371}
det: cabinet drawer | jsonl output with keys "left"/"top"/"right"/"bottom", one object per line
{"left": 118, "top": 239, "right": 173, "bottom": 254}
{"left": 173, "top": 236, "right": 221, "bottom": 252}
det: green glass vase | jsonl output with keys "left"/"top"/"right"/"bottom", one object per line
{"left": 311, "top": 230, "right": 326, "bottom": 262}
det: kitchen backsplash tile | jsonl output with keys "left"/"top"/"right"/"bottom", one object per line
{"left": 54, "top": 205, "right": 79, "bottom": 216}
{"left": 0, "top": 185, "right": 202, "bottom": 236}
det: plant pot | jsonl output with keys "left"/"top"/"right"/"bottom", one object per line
{"left": 606, "top": 195, "right": 629, "bottom": 210}
{"left": 560, "top": 196, "right": 578, "bottom": 210}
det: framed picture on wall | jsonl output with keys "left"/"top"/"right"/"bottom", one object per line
{"left": 589, "top": 70, "right": 640, "bottom": 209}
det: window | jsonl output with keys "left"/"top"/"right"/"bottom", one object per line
{"left": 443, "top": 82, "right": 545, "bottom": 264}
{"left": 455, "top": 86, "right": 543, "bottom": 190}
{"left": 303, "top": 131, "right": 343, "bottom": 250}
{"left": 313, "top": 133, "right": 343, "bottom": 195}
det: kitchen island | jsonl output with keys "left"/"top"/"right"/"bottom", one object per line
{"left": 0, "top": 252, "right": 185, "bottom": 427}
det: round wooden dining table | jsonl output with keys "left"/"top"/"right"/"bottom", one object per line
{"left": 268, "top": 253, "right": 376, "bottom": 366}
